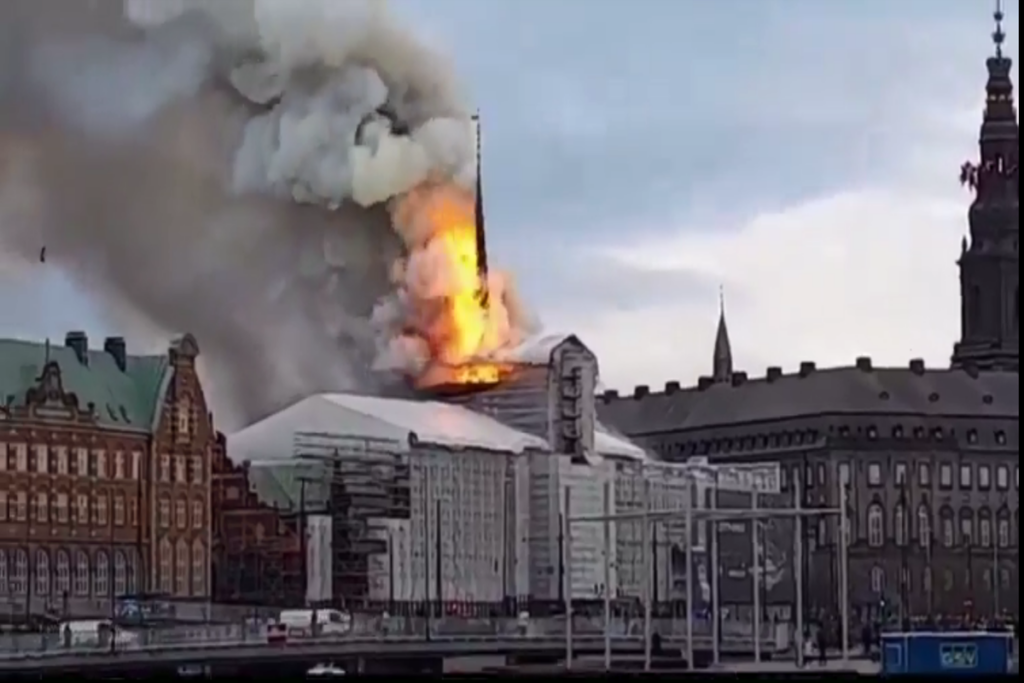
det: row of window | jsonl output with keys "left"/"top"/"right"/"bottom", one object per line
{"left": 868, "top": 564, "right": 1013, "bottom": 594}
{"left": 668, "top": 425, "right": 1010, "bottom": 458}
{"left": 865, "top": 504, "right": 1016, "bottom": 548}
{"left": 0, "top": 547, "right": 138, "bottom": 597}
{"left": 0, "top": 443, "right": 142, "bottom": 479}
{"left": 158, "top": 454, "right": 205, "bottom": 485}
{"left": 0, "top": 491, "right": 140, "bottom": 527}
{"left": 157, "top": 538, "right": 207, "bottom": 596}
{"left": 866, "top": 461, "right": 1018, "bottom": 490}
{"left": 157, "top": 497, "right": 206, "bottom": 530}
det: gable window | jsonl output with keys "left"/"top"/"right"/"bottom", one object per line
{"left": 868, "top": 464, "right": 882, "bottom": 487}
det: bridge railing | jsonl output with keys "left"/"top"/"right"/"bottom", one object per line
{"left": 0, "top": 613, "right": 777, "bottom": 659}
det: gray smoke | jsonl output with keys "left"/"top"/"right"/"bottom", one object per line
{"left": 0, "top": 0, "right": 475, "bottom": 426}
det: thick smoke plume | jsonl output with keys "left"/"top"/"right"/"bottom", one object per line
{"left": 0, "top": 0, "right": 531, "bottom": 426}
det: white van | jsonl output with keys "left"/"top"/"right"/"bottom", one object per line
{"left": 276, "top": 609, "right": 352, "bottom": 636}
{"left": 58, "top": 620, "right": 139, "bottom": 649}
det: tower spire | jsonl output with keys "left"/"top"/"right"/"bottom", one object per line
{"left": 713, "top": 287, "right": 733, "bottom": 383}
{"left": 993, "top": 0, "right": 1005, "bottom": 58}
{"left": 473, "top": 113, "right": 489, "bottom": 290}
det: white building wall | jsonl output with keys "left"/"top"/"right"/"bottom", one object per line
{"left": 379, "top": 446, "right": 530, "bottom": 603}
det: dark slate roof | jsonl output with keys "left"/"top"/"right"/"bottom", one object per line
{"left": 598, "top": 362, "right": 1018, "bottom": 435}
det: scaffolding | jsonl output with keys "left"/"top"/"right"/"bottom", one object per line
{"left": 289, "top": 431, "right": 411, "bottom": 607}
{"left": 566, "top": 465, "right": 851, "bottom": 672}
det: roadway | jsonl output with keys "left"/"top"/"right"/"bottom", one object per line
{"left": 0, "top": 633, "right": 775, "bottom": 674}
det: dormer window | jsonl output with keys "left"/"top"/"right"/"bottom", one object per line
{"left": 913, "top": 427, "right": 925, "bottom": 439}
{"left": 967, "top": 429, "right": 979, "bottom": 444}
{"left": 892, "top": 426, "right": 904, "bottom": 439}
{"left": 867, "top": 427, "right": 878, "bottom": 440}
{"left": 995, "top": 431, "right": 1007, "bottom": 445}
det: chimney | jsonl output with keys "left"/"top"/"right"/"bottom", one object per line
{"left": 731, "top": 371, "right": 748, "bottom": 387}
{"left": 799, "top": 361, "right": 816, "bottom": 378}
{"left": 65, "top": 331, "right": 88, "bottom": 365}
{"left": 664, "top": 380, "right": 681, "bottom": 395}
{"left": 766, "top": 367, "right": 782, "bottom": 382}
{"left": 602, "top": 389, "right": 619, "bottom": 401}
{"left": 104, "top": 337, "right": 127, "bottom": 372}
{"left": 697, "top": 376, "right": 714, "bottom": 391}
{"left": 909, "top": 358, "right": 925, "bottom": 375}
{"left": 633, "top": 385, "right": 650, "bottom": 399}
{"left": 856, "top": 356, "right": 873, "bottom": 372}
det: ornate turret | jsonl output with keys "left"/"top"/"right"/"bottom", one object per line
{"left": 952, "top": 1, "right": 1019, "bottom": 372}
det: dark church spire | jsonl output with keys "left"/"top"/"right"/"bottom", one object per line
{"left": 713, "top": 287, "right": 733, "bottom": 382}
{"left": 951, "top": 0, "right": 1019, "bottom": 372}
{"left": 473, "top": 113, "right": 489, "bottom": 288}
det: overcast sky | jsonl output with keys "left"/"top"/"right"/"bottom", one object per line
{"left": 1, "top": 0, "right": 1019, "bottom": 398}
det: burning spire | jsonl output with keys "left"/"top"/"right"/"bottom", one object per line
{"left": 473, "top": 113, "right": 489, "bottom": 307}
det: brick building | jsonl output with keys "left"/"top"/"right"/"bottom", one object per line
{"left": 0, "top": 331, "right": 217, "bottom": 619}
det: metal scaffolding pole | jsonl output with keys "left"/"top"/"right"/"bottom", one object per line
{"left": 752, "top": 490, "right": 761, "bottom": 663}
{"left": 685, "top": 486, "right": 694, "bottom": 670}
{"left": 794, "top": 467, "right": 805, "bottom": 668}
{"left": 839, "top": 482, "right": 850, "bottom": 664}
{"left": 602, "top": 480, "right": 612, "bottom": 671}
{"left": 711, "top": 474, "right": 720, "bottom": 666}
{"left": 642, "top": 479, "right": 652, "bottom": 671}
{"left": 562, "top": 487, "right": 573, "bottom": 670}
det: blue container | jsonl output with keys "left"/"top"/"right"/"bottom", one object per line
{"left": 881, "top": 631, "right": 1014, "bottom": 675}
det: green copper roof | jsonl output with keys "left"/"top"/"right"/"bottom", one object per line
{"left": 0, "top": 336, "right": 172, "bottom": 433}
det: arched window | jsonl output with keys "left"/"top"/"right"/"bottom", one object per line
{"left": 870, "top": 565, "right": 885, "bottom": 594}
{"left": 867, "top": 504, "right": 884, "bottom": 547}
{"left": 940, "top": 507, "right": 955, "bottom": 547}
{"left": 35, "top": 549, "right": 50, "bottom": 596}
{"left": 997, "top": 509, "right": 1011, "bottom": 547}
{"left": 917, "top": 505, "right": 931, "bottom": 546}
{"left": 175, "top": 540, "right": 189, "bottom": 595}
{"left": 74, "top": 550, "right": 90, "bottom": 596}
{"left": 127, "top": 548, "right": 138, "bottom": 594}
{"left": 192, "top": 540, "right": 206, "bottom": 597}
{"left": 114, "top": 551, "right": 127, "bottom": 597}
{"left": 55, "top": 549, "right": 70, "bottom": 595}
{"left": 159, "top": 539, "right": 173, "bottom": 594}
{"left": 979, "top": 509, "right": 992, "bottom": 547}
{"left": 0, "top": 550, "right": 7, "bottom": 595}
{"left": 959, "top": 508, "right": 975, "bottom": 545}
{"left": 894, "top": 504, "right": 907, "bottom": 546}
{"left": 12, "top": 549, "right": 28, "bottom": 594}
{"left": 94, "top": 550, "right": 109, "bottom": 596}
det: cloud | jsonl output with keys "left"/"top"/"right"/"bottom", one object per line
{"left": 1, "top": 0, "right": 1018, "bottom": 412}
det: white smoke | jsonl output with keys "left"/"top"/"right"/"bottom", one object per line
{"left": 0, "top": 0, "right": 489, "bottom": 426}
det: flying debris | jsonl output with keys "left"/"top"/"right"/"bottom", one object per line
{"left": 39, "top": 247, "right": 46, "bottom": 263}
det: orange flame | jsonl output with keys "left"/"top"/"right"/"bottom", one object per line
{"left": 402, "top": 183, "right": 507, "bottom": 386}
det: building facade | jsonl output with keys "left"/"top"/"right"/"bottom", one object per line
{"left": 0, "top": 331, "right": 217, "bottom": 620}
{"left": 599, "top": 27, "right": 1019, "bottom": 621}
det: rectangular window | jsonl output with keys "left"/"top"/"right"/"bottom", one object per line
{"left": 918, "top": 462, "right": 930, "bottom": 486}
{"left": 939, "top": 464, "right": 953, "bottom": 489}
{"left": 996, "top": 465, "right": 1009, "bottom": 490}
{"left": 94, "top": 450, "right": 107, "bottom": 479}
{"left": 0, "top": 492, "right": 7, "bottom": 521}
{"left": 14, "top": 444, "right": 27, "bottom": 472}
{"left": 192, "top": 500, "right": 203, "bottom": 529}
{"left": 75, "top": 494, "right": 89, "bottom": 524}
{"left": 0, "top": 442, "right": 6, "bottom": 471}
{"left": 15, "top": 491, "right": 27, "bottom": 521}
{"left": 131, "top": 451, "right": 142, "bottom": 481}
{"left": 174, "top": 456, "right": 187, "bottom": 484}
{"left": 190, "top": 456, "right": 204, "bottom": 485}
{"left": 56, "top": 447, "right": 69, "bottom": 475}
{"left": 868, "top": 463, "right": 882, "bottom": 486}
{"left": 160, "top": 455, "right": 171, "bottom": 482}
{"left": 34, "top": 445, "right": 49, "bottom": 474}
{"left": 75, "top": 448, "right": 88, "bottom": 476}
{"left": 978, "top": 465, "right": 991, "bottom": 489}
{"left": 959, "top": 464, "right": 972, "bottom": 489}
{"left": 838, "top": 462, "right": 850, "bottom": 487}
{"left": 816, "top": 463, "right": 826, "bottom": 486}
{"left": 114, "top": 452, "right": 125, "bottom": 480}
{"left": 895, "top": 463, "right": 908, "bottom": 485}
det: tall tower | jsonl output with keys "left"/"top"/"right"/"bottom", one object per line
{"left": 952, "top": 1, "right": 1019, "bottom": 371}
{"left": 713, "top": 288, "right": 734, "bottom": 382}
